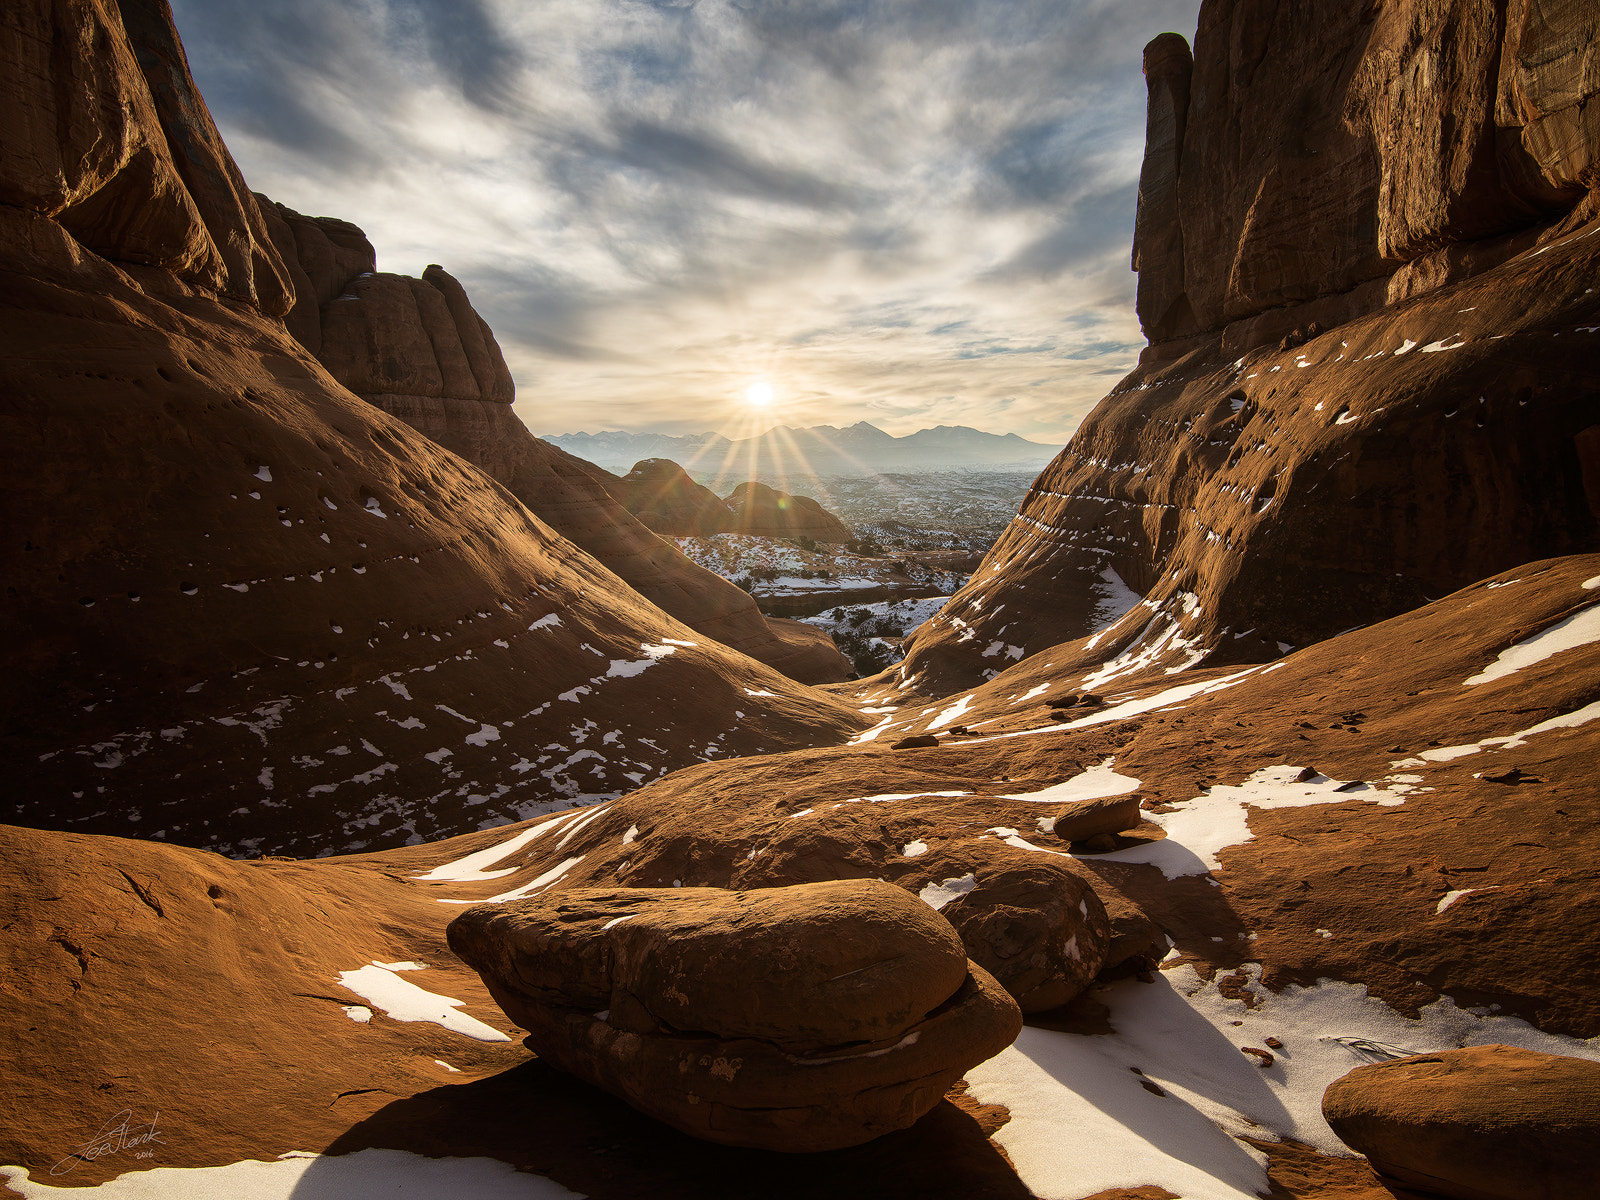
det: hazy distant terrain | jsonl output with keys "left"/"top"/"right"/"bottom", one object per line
{"left": 546, "top": 422, "right": 1062, "bottom": 477}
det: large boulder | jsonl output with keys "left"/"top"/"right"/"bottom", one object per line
{"left": 1322, "top": 1044, "right": 1600, "bottom": 1200}
{"left": 447, "top": 879, "right": 1022, "bottom": 1152}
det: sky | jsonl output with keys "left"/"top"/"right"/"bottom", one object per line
{"left": 170, "top": 0, "right": 1199, "bottom": 443}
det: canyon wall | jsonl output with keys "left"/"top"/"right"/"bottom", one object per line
{"left": 0, "top": 0, "right": 861, "bottom": 856}
{"left": 897, "top": 0, "right": 1600, "bottom": 694}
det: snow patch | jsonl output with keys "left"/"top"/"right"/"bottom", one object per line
{"left": 337, "top": 962, "right": 509, "bottom": 1041}
{"left": 1463, "top": 602, "right": 1600, "bottom": 685}
{"left": 966, "top": 964, "right": 1600, "bottom": 1200}
{"left": 919, "top": 872, "right": 977, "bottom": 911}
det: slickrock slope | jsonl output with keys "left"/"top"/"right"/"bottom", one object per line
{"left": 0, "top": 0, "right": 863, "bottom": 858}
{"left": 0, "top": 825, "right": 1026, "bottom": 1197}
{"left": 896, "top": 0, "right": 1600, "bottom": 694}
{"left": 413, "top": 553, "right": 1600, "bottom": 1040}
{"left": 5, "top": 554, "right": 1594, "bottom": 1197}
{"left": 253, "top": 210, "right": 850, "bottom": 685}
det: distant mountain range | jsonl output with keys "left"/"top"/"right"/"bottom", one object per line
{"left": 543, "top": 422, "right": 1064, "bottom": 479}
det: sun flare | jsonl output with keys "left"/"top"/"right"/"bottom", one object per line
{"left": 745, "top": 380, "right": 774, "bottom": 408}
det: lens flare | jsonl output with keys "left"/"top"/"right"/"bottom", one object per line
{"left": 745, "top": 380, "right": 774, "bottom": 407}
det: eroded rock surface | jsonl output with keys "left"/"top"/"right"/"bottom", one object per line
{"left": 447, "top": 880, "right": 1022, "bottom": 1151}
{"left": 892, "top": 3, "right": 1600, "bottom": 695}
{"left": 1323, "top": 1044, "right": 1600, "bottom": 1200}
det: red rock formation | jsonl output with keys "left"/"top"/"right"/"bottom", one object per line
{"left": 414, "top": 551, "right": 1600, "bottom": 1038}
{"left": 728, "top": 480, "right": 854, "bottom": 542}
{"left": 2, "top": 0, "right": 293, "bottom": 314}
{"left": 895, "top": 2, "right": 1600, "bottom": 694}
{"left": 1138, "top": 0, "right": 1600, "bottom": 350}
{"left": 0, "top": 823, "right": 1029, "bottom": 1195}
{"left": 607, "top": 458, "right": 738, "bottom": 535}
{"left": 0, "top": 0, "right": 863, "bottom": 857}
{"left": 252, "top": 208, "right": 849, "bottom": 685}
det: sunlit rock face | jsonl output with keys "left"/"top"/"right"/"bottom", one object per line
{"left": 894, "top": 0, "right": 1600, "bottom": 695}
{"left": 253, "top": 204, "right": 849, "bottom": 686}
{"left": 0, "top": 0, "right": 864, "bottom": 856}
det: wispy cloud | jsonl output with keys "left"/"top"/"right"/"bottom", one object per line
{"left": 171, "top": 0, "right": 1198, "bottom": 441}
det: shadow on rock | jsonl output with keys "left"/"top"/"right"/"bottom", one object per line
{"left": 299, "top": 1058, "right": 1032, "bottom": 1200}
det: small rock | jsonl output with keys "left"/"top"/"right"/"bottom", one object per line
{"left": 1333, "top": 780, "right": 1365, "bottom": 792}
{"left": 1322, "top": 1044, "right": 1600, "bottom": 1200}
{"left": 890, "top": 734, "right": 941, "bottom": 749}
{"left": 929, "top": 857, "right": 1111, "bottom": 1013}
{"left": 1483, "top": 767, "right": 1543, "bottom": 785}
{"left": 1293, "top": 766, "right": 1320, "bottom": 782}
{"left": 1265, "top": 1036, "right": 1284, "bottom": 1050}
{"left": 1076, "top": 693, "right": 1104, "bottom": 707}
{"left": 1077, "top": 833, "right": 1120, "bottom": 853}
{"left": 1053, "top": 793, "right": 1142, "bottom": 843}
{"left": 1242, "top": 1046, "right": 1275, "bottom": 1068}
{"left": 946, "top": 725, "right": 970, "bottom": 736}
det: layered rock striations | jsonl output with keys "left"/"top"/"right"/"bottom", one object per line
{"left": 894, "top": 0, "right": 1600, "bottom": 695}
{"left": 0, "top": 0, "right": 862, "bottom": 856}
{"left": 253, "top": 209, "right": 849, "bottom": 685}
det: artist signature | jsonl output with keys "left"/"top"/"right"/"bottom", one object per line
{"left": 50, "top": 1109, "right": 166, "bottom": 1176}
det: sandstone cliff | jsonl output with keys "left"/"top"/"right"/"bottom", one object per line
{"left": 252, "top": 205, "right": 849, "bottom": 685}
{"left": 896, "top": 0, "right": 1600, "bottom": 695}
{"left": 0, "top": 0, "right": 862, "bottom": 857}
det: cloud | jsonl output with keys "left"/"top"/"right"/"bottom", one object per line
{"left": 170, "top": 0, "right": 1201, "bottom": 443}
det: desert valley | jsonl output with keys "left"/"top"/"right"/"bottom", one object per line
{"left": 3, "top": 1, "right": 1600, "bottom": 1199}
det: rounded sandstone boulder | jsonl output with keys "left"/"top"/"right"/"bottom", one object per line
{"left": 1052, "top": 793, "right": 1143, "bottom": 843}
{"left": 1321, "top": 1043, "right": 1600, "bottom": 1200}
{"left": 913, "top": 851, "right": 1111, "bottom": 1013}
{"left": 447, "top": 879, "right": 1022, "bottom": 1152}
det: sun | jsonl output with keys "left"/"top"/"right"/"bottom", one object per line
{"left": 745, "top": 379, "right": 774, "bottom": 408}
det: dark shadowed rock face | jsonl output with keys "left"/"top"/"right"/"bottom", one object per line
{"left": 3, "top": 0, "right": 293, "bottom": 314}
{"left": 447, "top": 881, "right": 1022, "bottom": 1152}
{"left": 1322, "top": 1044, "right": 1600, "bottom": 1200}
{"left": 1137, "top": 0, "right": 1600, "bottom": 349}
{"left": 727, "top": 481, "right": 853, "bottom": 542}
